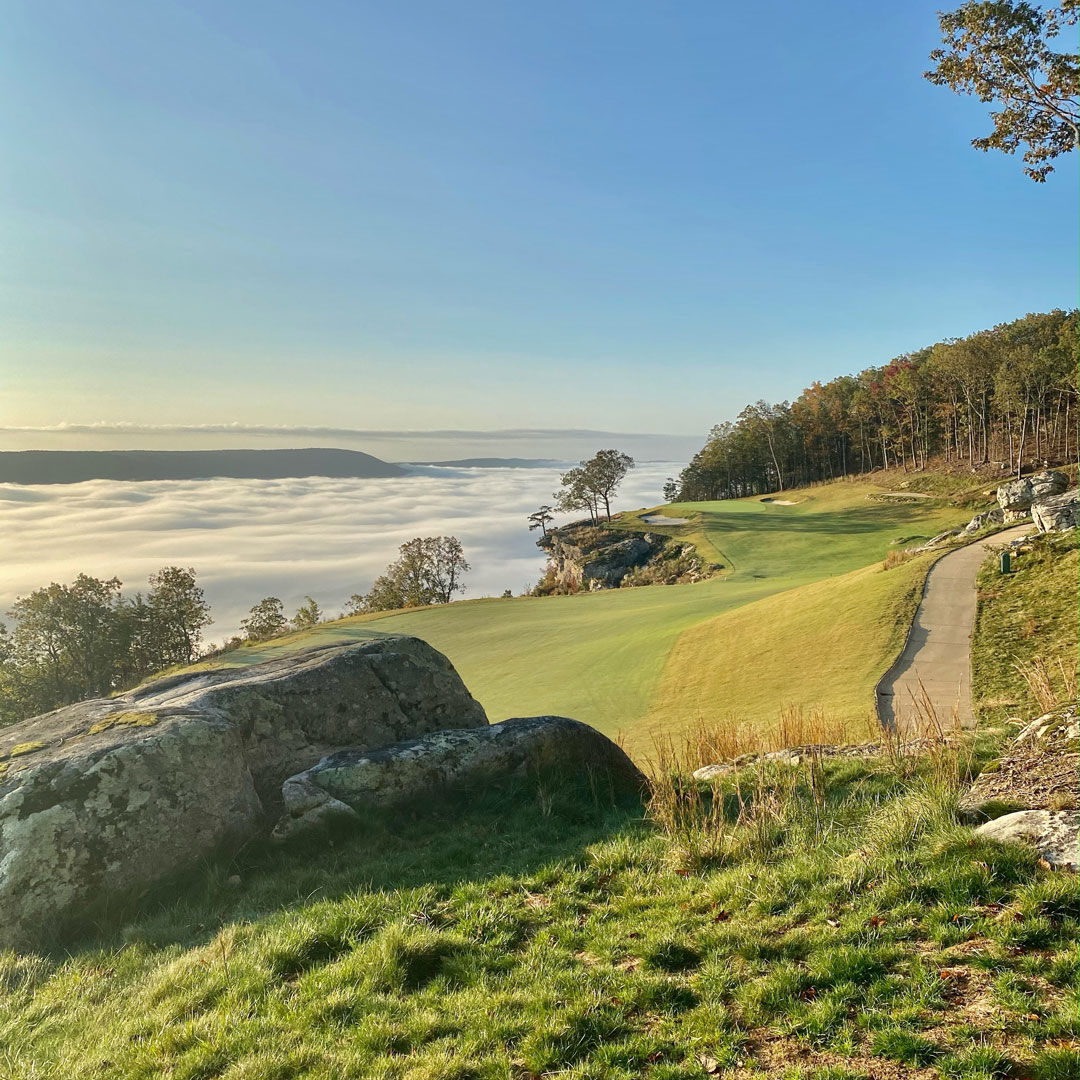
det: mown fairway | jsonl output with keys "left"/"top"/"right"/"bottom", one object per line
{"left": 197, "top": 479, "right": 975, "bottom": 751}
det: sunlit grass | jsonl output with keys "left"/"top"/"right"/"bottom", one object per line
{"left": 169, "top": 478, "right": 972, "bottom": 750}
{"left": 2, "top": 732, "right": 1075, "bottom": 1080}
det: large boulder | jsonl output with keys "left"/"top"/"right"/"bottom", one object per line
{"left": 0, "top": 638, "right": 486, "bottom": 949}
{"left": 1032, "top": 488, "right": 1078, "bottom": 533}
{"left": 273, "top": 715, "right": 647, "bottom": 840}
{"left": 997, "top": 470, "right": 1069, "bottom": 514}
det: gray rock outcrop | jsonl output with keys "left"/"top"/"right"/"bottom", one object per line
{"left": 964, "top": 507, "right": 1004, "bottom": 533}
{"left": 960, "top": 704, "right": 1079, "bottom": 872}
{"left": 1032, "top": 488, "right": 1078, "bottom": 533}
{"left": 538, "top": 524, "right": 665, "bottom": 590}
{"left": 692, "top": 763, "right": 735, "bottom": 781}
{"left": 0, "top": 637, "right": 486, "bottom": 949}
{"left": 536, "top": 521, "right": 718, "bottom": 592}
{"left": 582, "top": 536, "right": 653, "bottom": 587}
{"left": 912, "top": 528, "right": 962, "bottom": 552}
{"left": 996, "top": 470, "right": 1069, "bottom": 519}
{"left": 273, "top": 715, "right": 647, "bottom": 840}
{"left": 975, "top": 810, "right": 1079, "bottom": 872}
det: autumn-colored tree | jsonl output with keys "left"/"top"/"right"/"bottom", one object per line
{"left": 925, "top": 1, "right": 1079, "bottom": 180}
{"left": 670, "top": 309, "right": 1078, "bottom": 502}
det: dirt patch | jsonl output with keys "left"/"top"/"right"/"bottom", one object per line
{"left": 728, "top": 1032, "right": 939, "bottom": 1080}
{"left": 960, "top": 705, "right": 1079, "bottom": 820}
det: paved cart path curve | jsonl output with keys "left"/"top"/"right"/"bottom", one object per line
{"left": 877, "top": 525, "right": 1032, "bottom": 731}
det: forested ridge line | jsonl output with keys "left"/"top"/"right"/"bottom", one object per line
{"left": 669, "top": 308, "right": 1078, "bottom": 501}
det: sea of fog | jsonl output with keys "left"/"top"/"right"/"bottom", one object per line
{"left": 0, "top": 461, "right": 680, "bottom": 644}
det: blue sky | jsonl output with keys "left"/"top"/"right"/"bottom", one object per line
{"left": 1, "top": 0, "right": 1076, "bottom": 447}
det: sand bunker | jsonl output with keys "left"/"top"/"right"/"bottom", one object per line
{"left": 641, "top": 514, "right": 690, "bottom": 525}
{"left": 760, "top": 498, "right": 801, "bottom": 506}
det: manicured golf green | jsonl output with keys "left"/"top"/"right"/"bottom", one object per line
{"left": 191, "top": 479, "right": 975, "bottom": 750}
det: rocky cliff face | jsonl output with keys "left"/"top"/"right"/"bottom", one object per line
{"left": 535, "top": 521, "right": 719, "bottom": 593}
{"left": 996, "top": 470, "right": 1070, "bottom": 522}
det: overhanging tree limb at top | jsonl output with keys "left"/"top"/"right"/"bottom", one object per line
{"left": 924, "top": 0, "right": 1079, "bottom": 180}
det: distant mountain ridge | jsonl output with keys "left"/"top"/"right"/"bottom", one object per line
{"left": 404, "top": 458, "right": 561, "bottom": 469}
{"left": 0, "top": 448, "right": 404, "bottom": 484}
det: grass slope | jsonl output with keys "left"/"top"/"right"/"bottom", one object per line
{"left": 4, "top": 750, "right": 1076, "bottom": 1080}
{"left": 190, "top": 479, "right": 974, "bottom": 749}
{"left": 642, "top": 552, "right": 940, "bottom": 744}
{"left": 972, "top": 531, "right": 1080, "bottom": 722}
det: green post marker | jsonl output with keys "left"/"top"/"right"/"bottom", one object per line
{"left": 1000, "top": 551, "right": 1011, "bottom": 574}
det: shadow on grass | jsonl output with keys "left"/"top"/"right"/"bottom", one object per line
{"left": 56, "top": 773, "right": 648, "bottom": 960}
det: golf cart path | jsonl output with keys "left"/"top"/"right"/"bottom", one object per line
{"left": 877, "top": 525, "right": 1032, "bottom": 730}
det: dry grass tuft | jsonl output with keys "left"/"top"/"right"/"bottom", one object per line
{"left": 883, "top": 547, "right": 916, "bottom": 570}
{"left": 1014, "top": 655, "right": 1075, "bottom": 714}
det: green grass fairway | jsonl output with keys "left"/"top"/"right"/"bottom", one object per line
{"left": 643, "top": 552, "right": 940, "bottom": 743}
{"left": 192, "top": 479, "right": 976, "bottom": 750}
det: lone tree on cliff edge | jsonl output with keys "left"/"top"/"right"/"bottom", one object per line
{"left": 555, "top": 450, "right": 635, "bottom": 523}
{"left": 527, "top": 505, "right": 555, "bottom": 537}
{"left": 925, "top": 1, "right": 1078, "bottom": 181}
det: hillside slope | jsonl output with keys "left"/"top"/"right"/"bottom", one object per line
{"left": 188, "top": 478, "right": 975, "bottom": 749}
{"left": 642, "top": 552, "right": 938, "bottom": 743}
{"left": 3, "top": 744, "right": 1076, "bottom": 1080}
{"left": 972, "top": 531, "right": 1080, "bottom": 722}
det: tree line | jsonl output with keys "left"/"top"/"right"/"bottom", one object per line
{"left": 668, "top": 309, "right": 1078, "bottom": 503}
{"left": 0, "top": 567, "right": 212, "bottom": 724}
{"left": 0, "top": 536, "right": 474, "bottom": 725}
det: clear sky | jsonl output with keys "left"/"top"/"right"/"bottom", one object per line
{"left": 1, "top": 0, "right": 1076, "bottom": 448}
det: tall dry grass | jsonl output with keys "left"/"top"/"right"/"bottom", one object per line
{"left": 660, "top": 705, "right": 861, "bottom": 777}
{"left": 646, "top": 693, "right": 978, "bottom": 869}
{"left": 882, "top": 547, "right": 916, "bottom": 570}
{"left": 1013, "top": 654, "right": 1078, "bottom": 714}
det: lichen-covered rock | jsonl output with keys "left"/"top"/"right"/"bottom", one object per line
{"left": 975, "top": 810, "right": 1079, "bottom": 871}
{"left": 273, "top": 715, "right": 647, "bottom": 840}
{"left": 1032, "top": 488, "right": 1078, "bottom": 533}
{"left": 997, "top": 471, "right": 1069, "bottom": 512}
{"left": 0, "top": 713, "right": 262, "bottom": 950}
{"left": 0, "top": 637, "right": 486, "bottom": 948}
{"left": 692, "top": 763, "right": 735, "bottom": 781}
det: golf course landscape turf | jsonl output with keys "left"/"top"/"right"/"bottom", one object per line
{"left": 187, "top": 477, "right": 982, "bottom": 753}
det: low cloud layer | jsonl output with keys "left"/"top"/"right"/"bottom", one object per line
{"left": 0, "top": 462, "right": 677, "bottom": 644}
